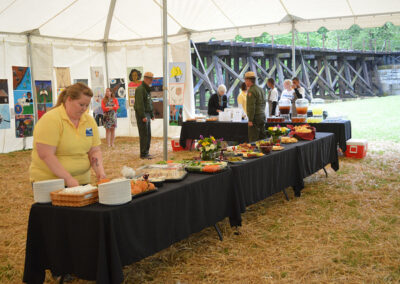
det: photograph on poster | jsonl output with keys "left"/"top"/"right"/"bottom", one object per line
{"left": 109, "top": 78, "right": 126, "bottom": 98}
{"left": 13, "top": 90, "right": 34, "bottom": 115}
{"left": 90, "top": 67, "right": 104, "bottom": 87}
{"left": 128, "top": 87, "right": 136, "bottom": 106}
{"left": 127, "top": 67, "right": 143, "bottom": 88}
{"left": 116, "top": 98, "right": 127, "bottom": 118}
{"left": 0, "top": 79, "right": 9, "bottom": 104}
{"left": 73, "top": 79, "right": 88, "bottom": 86}
{"left": 12, "top": 66, "right": 32, "bottom": 90}
{"left": 15, "top": 114, "right": 34, "bottom": 137}
{"left": 151, "top": 77, "right": 163, "bottom": 99}
{"left": 35, "top": 80, "right": 52, "bottom": 104}
{"left": 169, "top": 62, "right": 186, "bottom": 83}
{"left": 168, "top": 83, "right": 184, "bottom": 105}
{"left": 55, "top": 67, "right": 71, "bottom": 89}
{"left": 169, "top": 105, "right": 183, "bottom": 126}
{"left": 0, "top": 104, "right": 11, "bottom": 129}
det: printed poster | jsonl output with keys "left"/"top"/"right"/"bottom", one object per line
{"left": 109, "top": 78, "right": 126, "bottom": 98}
{"left": 169, "top": 62, "right": 186, "bottom": 83}
{"left": 117, "top": 98, "right": 127, "bottom": 118}
{"left": 90, "top": 67, "right": 104, "bottom": 87}
{"left": 15, "top": 115, "right": 34, "bottom": 137}
{"left": 13, "top": 66, "right": 34, "bottom": 137}
{"left": 55, "top": 67, "right": 71, "bottom": 89}
{"left": 169, "top": 105, "right": 183, "bottom": 126}
{"left": 0, "top": 79, "right": 9, "bottom": 104}
{"left": 35, "top": 80, "right": 52, "bottom": 104}
{"left": 168, "top": 83, "right": 184, "bottom": 105}
{"left": 12, "top": 66, "right": 32, "bottom": 90}
{"left": 0, "top": 104, "right": 11, "bottom": 129}
{"left": 151, "top": 77, "right": 163, "bottom": 119}
{"left": 92, "top": 87, "right": 104, "bottom": 126}
{"left": 127, "top": 67, "right": 143, "bottom": 106}
{"left": 13, "top": 90, "right": 34, "bottom": 115}
{"left": 73, "top": 79, "right": 89, "bottom": 86}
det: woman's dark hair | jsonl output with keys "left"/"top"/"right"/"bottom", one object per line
{"left": 129, "top": 69, "right": 142, "bottom": 82}
{"left": 292, "top": 77, "right": 299, "bottom": 82}
{"left": 267, "top": 78, "right": 275, "bottom": 85}
{"left": 241, "top": 82, "right": 247, "bottom": 91}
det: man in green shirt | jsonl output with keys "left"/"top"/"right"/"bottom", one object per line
{"left": 134, "top": 72, "right": 154, "bottom": 159}
{"left": 245, "top": 71, "right": 266, "bottom": 142}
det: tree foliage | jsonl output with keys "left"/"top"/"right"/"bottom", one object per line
{"left": 234, "top": 23, "right": 400, "bottom": 51}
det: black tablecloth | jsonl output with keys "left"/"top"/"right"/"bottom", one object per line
{"left": 23, "top": 170, "right": 235, "bottom": 284}
{"left": 265, "top": 120, "right": 352, "bottom": 152}
{"left": 24, "top": 133, "right": 339, "bottom": 283}
{"left": 180, "top": 120, "right": 351, "bottom": 152}
{"left": 229, "top": 132, "right": 338, "bottom": 226}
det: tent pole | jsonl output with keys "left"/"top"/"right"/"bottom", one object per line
{"left": 103, "top": 42, "right": 109, "bottom": 84}
{"left": 162, "top": 0, "right": 168, "bottom": 161}
{"left": 291, "top": 21, "right": 295, "bottom": 76}
{"left": 27, "top": 34, "right": 38, "bottom": 125}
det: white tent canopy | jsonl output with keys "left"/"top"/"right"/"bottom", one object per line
{"left": 0, "top": 0, "right": 399, "bottom": 154}
{"left": 1, "top": 0, "right": 400, "bottom": 42}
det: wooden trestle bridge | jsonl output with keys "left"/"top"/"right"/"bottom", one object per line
{"left": 191, "top": 40, "right": 400, "bottom": 109}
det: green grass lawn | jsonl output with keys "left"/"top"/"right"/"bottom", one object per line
{"left": 324, "top": 95, "right": 400, "bottom": 142}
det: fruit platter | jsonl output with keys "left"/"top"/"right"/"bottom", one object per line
{"left": 242, "top": 151, "right": 265, "bottom": 158}
{"left": 185, "top": 161, "right": 228, "bottom": 173}
{"left": 226, "top": 156, "right": 245, "bottom": 164}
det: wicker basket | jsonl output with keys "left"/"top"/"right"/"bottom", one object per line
{"left": 50, "top": 188, "right": 98, "bottom": 207}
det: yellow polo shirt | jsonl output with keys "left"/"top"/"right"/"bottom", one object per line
{"left": 29, "top": 105, "right": 101, "bottom": 184}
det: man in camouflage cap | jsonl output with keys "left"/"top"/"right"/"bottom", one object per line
{"left": 245, "top": 71, "right": 266, "bottom": 142}
{"left": 134, "top": 71, "right": 154, "bottom": 159}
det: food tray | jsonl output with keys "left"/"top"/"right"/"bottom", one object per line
{"left": 51, "top": 188, "right": 98, "bottom": 207}
{"left": 136, "top": 165, "right": 188, "bottom": 181}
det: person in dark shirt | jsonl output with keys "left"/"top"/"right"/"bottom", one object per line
{"left": 208, "top": 84, "right": 227, "bottom": 116}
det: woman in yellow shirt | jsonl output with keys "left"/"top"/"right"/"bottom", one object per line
{"left": 237, "top": 82, "right": 247, "bottom": 115}
{"left": 29, "top": 83, "right": 106, "bottom": 187}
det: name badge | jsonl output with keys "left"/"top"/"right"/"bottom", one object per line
{"left": 86, "top": 128, "right": 93, "bottom": 137}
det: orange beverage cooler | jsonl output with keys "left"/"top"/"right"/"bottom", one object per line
{"left": 345, "top": 139, "right": 368, "bottom": 158}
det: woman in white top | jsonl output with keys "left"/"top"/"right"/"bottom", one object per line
{"left": 237, "top": 82, "right": 247, "bottom": 115}
{"left": 267, "top": 78, "right": 279, "bottom": 116}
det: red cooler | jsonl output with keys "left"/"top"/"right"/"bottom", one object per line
{"left": 345, "top": 139, "right": 368, "bottom": 158}
{"left": 171, "top": 137, "right": 184, "bottom": 152}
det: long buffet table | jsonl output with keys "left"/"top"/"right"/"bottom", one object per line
{"left": 180, "top": 120, "right": 351, "bottom": 152}
{"left": 24, "top": 133, "right": 338, "bottom": 284}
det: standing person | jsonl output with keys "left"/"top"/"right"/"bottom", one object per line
{"left": 29, "top": 83, "right": 106, "bottom": 187}
{"left": 134, "top": 72, "right": 154, "bottom": 159}
{"left": 237, "top": 82, "right": 247, "bottom": 115}
{"left": 267, "top": 78, "right": 279, "bottom": 116}
{"left": 245, "top": 72, "right": 266, "bottom": 142}
{"left": 292, "top": 77, "right": 305, "bottom": 117}
{"left": 102, "top": 87, "right": 119, "bottom": 147}
{"left": 207, "top": 84, "right": 227, "bottom": 116}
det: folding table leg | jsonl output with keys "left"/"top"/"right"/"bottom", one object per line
{"left": 282, "top": 188, "right": 290, "bottom": 201}
{"left": 323, "top": 167, "right": 328, "bottom": 178}
{"left": 214, "top": 223, "right": 223, "bottom": 241}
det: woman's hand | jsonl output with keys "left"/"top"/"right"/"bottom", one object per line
{"left": 65, "top": 176, "right": 79, "bottom": 187}
{"left": 97, "top": 173, "right": 107, "bottom": 181}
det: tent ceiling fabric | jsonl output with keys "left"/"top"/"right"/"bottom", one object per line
{"left": 0, "top": 0, "right": 400, "bottom": 41}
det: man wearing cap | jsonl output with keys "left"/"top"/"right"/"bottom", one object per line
{"left": 134, "top": 72, "right": 154, "bottom": 159}
{"left": 245, "top": 71, "right": 266, "bottom": 142}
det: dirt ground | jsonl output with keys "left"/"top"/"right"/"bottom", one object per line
{"left": 0, "top": 137, "right": 399, "bottom": 283}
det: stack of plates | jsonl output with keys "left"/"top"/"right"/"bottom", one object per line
{"left": 32, "top": 179, "right": 65, "bottom": 203}
{"left": 98, "top": 179, "right": 132, "bottom": 205}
